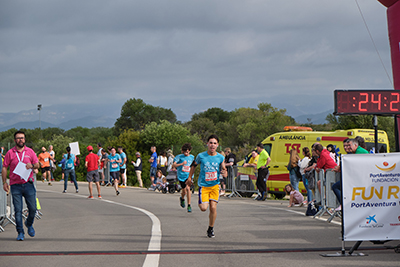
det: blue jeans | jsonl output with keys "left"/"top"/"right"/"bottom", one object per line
{"left": 302, "top": 174, "right": 314, "bottom": 202}
{"left": 64, "top": 169, "right": 79, "bottom": 191}
{"left": 332, "top": 180, "right": 342, "bottom": 204}
{"left": 11, "top": 182, "right": 37, "bottom": 234}
{"left": 289, "top": 169, "right": 299, "bottom": 191}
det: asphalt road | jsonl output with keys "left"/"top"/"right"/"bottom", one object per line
{"left": 1, "top": 181, "right": 399, "bottom": 267}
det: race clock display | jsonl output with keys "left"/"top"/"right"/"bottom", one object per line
{"left": 334, "top": 90, "right": 400, "bottom": 115}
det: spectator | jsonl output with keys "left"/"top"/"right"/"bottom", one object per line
{"left": 38, "top": 147, "right": 52, "bottom": 185}
{"left": 223, "top": 147, "right": 236, "bottom": 196}
{"left": 132, "top": 152, "right": 143, "bottom": 188}
{"left": 166, "top": 149, "right": 175, "bottom": 172}
{"left": 101, "top": 149, "right": 110, "bottom": 186}
{"left": 158, "top": 151, "right": 168, "bottom": 176}
{"left": 284, "top": 184, "right": 304, "bottom": 207}
{"left": 97, "top": 143, "right": 105, "bottom": 186}
{"left": 332, "top": 138, "right": 368, "bottom": 211}
{"left": 149, "top": 146, "right": 158, "bottom": 188}
{"left": 287, "top": 149, "right": 301, "bottom": 191}
{"left": 49, "top": 145, "right": 56, "bottom": 182}
{"left": 118, "top": 146, "right": 127, "bottom": 187}
{"left": 154, "top": 169, "right": 167, "bottom": 191}
{"left": 85, "top": 145, "right": 101, "bottom": 199}
{"left": 355, "top": 136, "right": 367, "bottom": 150}
{"left": 256, "top": 143, "right": 271, "bottom": 201}
{"left": 2, "top": 131, "right": 39, "bottom": 241}
{"left": 314, "top": 144, "right": 337, "bottom": 173}
{"left": 299, "top": 147, "right": 313, "bottom": 204}
{"left": 327, "top": 144, "right": 339, "bottom": 165}
{"left": 243, "top": 151, "right": 259, "bottom": 169}
{"left": 63, "top": 146, "right": 79, "bottom": 193}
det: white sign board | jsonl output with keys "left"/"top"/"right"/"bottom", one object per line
{"left": 69, "top": 142, "right": 80, "bottom": 156}
{"left": 342, "top": 153, "right": 400, "bottom": 241}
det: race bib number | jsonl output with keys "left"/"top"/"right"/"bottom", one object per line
{"left": 44, "top": 158, "right": 49, "bottom": 162}
{"left": 112, "top": 163, "right": 118, "bottom": 169}
{"left": 205, "top": 171, "right": 217, "bottom": 181}
{"left": 182, "top": 165, "right": 190, "bottom": 172}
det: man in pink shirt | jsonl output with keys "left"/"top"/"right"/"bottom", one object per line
{"left": 2, "top": 131, "right": 39, "bottom": 241}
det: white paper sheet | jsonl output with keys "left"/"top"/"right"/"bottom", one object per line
{"left": 13, "top": 161, "right": 32, "bottom": 182}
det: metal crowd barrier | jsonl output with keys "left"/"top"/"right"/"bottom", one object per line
{"left": 226, "top": 166, "right": 259, "bottom": 198}
{"left": 0, "top": 173, "right": 43, "bottom": 232}
{"left": 313, "top": 169, "right": 340, "bottom": 221}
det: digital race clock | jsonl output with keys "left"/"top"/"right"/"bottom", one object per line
{"left": 334, "top": 90, "right": 400, "bottom": 115}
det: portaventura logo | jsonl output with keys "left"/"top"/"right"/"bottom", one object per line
{"left": 370, "top": 162, "right": 400, "bottom": 183}
{"left": 375, "top": 161, "right": 396, "bottom": 171}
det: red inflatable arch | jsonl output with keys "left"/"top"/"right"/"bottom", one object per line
{"left": 378, "top": 0, "right": 400, "bottom": 150}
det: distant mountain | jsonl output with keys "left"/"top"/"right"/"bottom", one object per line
{"left": 0, "top": 103, "right": 120, "bottom": 131}
{"left": 294, "top": 109, "right": 333, "bottom": 125}
{"left": 0, "top": 116, "right": 116, "bottom": 132}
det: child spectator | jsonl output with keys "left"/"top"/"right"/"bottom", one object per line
{"left": 284, "top": 184, "right": 304, "bottom": 207}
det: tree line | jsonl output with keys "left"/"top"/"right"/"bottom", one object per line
{"left": 0, "top": 98, "right": 395, "bottom": 187}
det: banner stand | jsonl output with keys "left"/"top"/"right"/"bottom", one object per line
{"left": 320, "top": 163, "right": 368, "bottom": 257}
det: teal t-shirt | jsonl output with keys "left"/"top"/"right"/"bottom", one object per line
{"left": 108, "top": 154, "right": 121, "bottom": 172}
{"left": 174, "top": 154, "right": 194, "bottom": 182}
{"left": 195, "top": 151, "right": 224, "bottom": 187}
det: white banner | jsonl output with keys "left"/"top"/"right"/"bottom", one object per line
{"left": 69, "top": 142, "right": 80, "bottom": 156}
{"left": 342, "top": 153, "right": 400, "bottom": 241}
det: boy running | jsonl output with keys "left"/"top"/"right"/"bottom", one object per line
{"left": 188, "top": 134, "right": 227, "bottom": 238}
{"left": 172, "top": 143, "right": 195, "bottom": 213}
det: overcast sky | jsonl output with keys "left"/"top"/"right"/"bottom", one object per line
{"left": 0, "top": 0, "right": 394, "bottom": 122}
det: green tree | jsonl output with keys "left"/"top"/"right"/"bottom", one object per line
{"left": 326, "top": 114, "right": 395, "bottom": 151}
{"left": 185, "top": 117, "right": 216, "bottom": 143}
{"left": 139, "top": 120, "right": 204, "bottom": 155}
{"left": 191, "top": 107, "right": 231, "bottom": 124}
{"left": 114, "top": 98, "right": 177, "bottom": 133}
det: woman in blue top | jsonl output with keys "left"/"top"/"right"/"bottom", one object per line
{"left": 108, "top": 147, "right": 122, "bottom": 195}
{"left": 63, "top": 147, "right": 79, "bottom": 193}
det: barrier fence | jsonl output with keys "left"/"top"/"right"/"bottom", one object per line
{"left": 313, "top": 169, "right": 341, "bottom": 221}
{"left": 224, "top": 166, "right": 261, "bottom": 198}
{"left": 0, "top": 173, "right": 43, "bottom": 233}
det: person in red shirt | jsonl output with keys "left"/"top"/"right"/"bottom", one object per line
{"left": 314, "top": 144, "right": 337, "bottom": 172}
{"left": 85, "top": 145, "right": 101, "bottom": 199}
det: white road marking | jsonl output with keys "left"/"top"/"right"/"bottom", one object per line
{"left": 38, "top": 190, "right": 161, "bottom": 267}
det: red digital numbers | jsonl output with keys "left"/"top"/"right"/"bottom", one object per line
{"left": 335, "top": 90, "right": 400, "bottom": 115}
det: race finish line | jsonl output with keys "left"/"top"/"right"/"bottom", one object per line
{"left": 0, "top": 246, "right": 396, "bottom": 257}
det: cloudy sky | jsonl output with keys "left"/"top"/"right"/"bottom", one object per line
{"left": 0, "top": 0, "right": 394, "bottom": 122}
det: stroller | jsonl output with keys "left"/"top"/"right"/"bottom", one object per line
{"left": 165, "top": 170, "right": 181, "bottom": 194}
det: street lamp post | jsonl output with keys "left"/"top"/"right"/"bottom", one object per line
{"left": 37, "top": 104, "right": 42, "bottom": 129}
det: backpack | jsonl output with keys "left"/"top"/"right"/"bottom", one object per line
{"left": 305, "top": 169, "right": 315, "bottom": 190}
{"left": 305, "top": 201, "right": 318, "bottom": 216}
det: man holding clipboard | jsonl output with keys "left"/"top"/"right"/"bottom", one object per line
{"left": 2, "top": 130, "right": 39, "bottom": 241}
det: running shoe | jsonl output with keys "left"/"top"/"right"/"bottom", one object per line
{"left": 180, "top": 197, "right": 185, "bottom": 208}
{"left": 116, "top": 190, "right": 120, "bottom": 196}
{"left": 16, "top": 233, "right": 25, "bottom": 241}
{"left": 119, "top": 185, "right": 126, "bottom": 188}
{"left": 98, "top": 195, "right": 102, "bottom": 199}
{"left": 62, "top": 190, "right": 67, "bottom": 193}
{"left": 187, "top": 205, "right": 192, "bottom": 213}
{"left": 48, "top": 182, "right": 52, "bottom": 186}
{"left": 25, "top": 221, "right": 35, "bottom": 237}
{"left": 88, "top": 196, "right": 94, "bottom": 199}
{"left": 76, "top": 190, "right": 79, "bottom": 193}
{"left": 207, "top": 229, "right": 215, "bottom": 238}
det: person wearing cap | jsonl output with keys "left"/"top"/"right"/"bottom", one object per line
{"left": 132, "top": 152, "right": 143, "bottom": 187}
{"left": 85, "top": 145, "right": 101, "bottom": 199}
